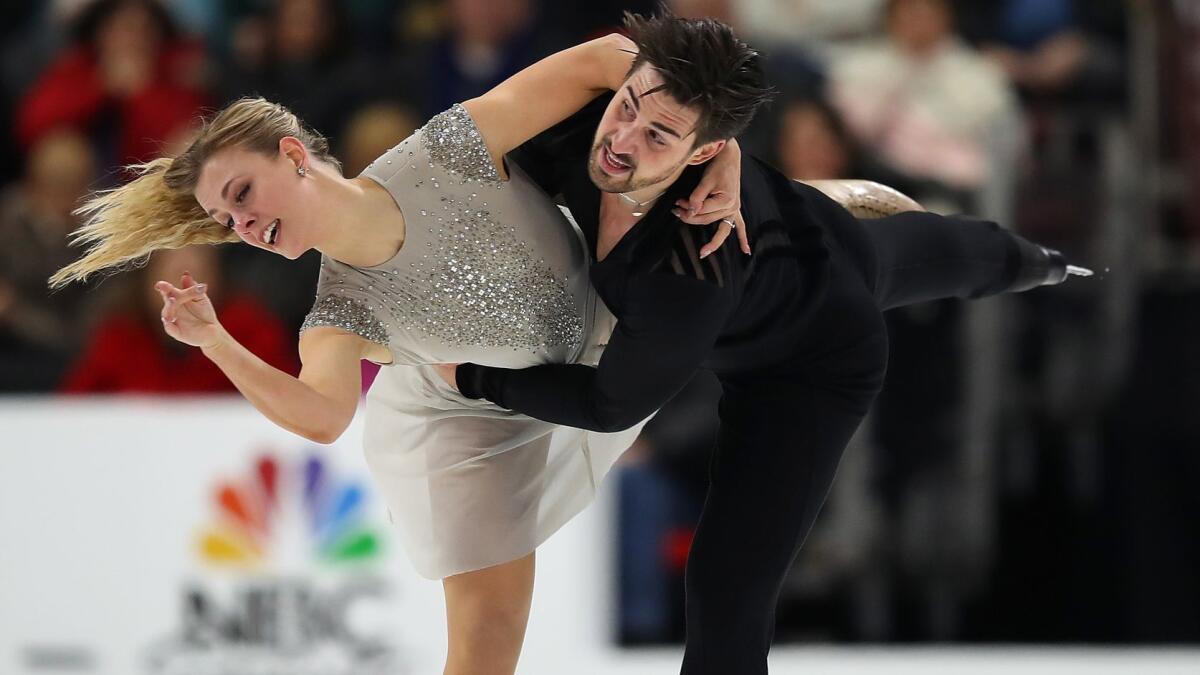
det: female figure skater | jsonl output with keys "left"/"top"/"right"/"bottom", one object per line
{"left": 48, "top": 33, "right": 762, "bottom": 675}
{"left": 443, "top": 14, "right": 1092, "bottom": 675}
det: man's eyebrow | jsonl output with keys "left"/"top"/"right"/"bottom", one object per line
{"left": 624, "top": 85, "right": 641, "bottom": 110}
{"left": 651, "top": 121, "right": 684, "bottom": 140}
{"left": 624, "top": 84, "right": 686, "bottom": 139}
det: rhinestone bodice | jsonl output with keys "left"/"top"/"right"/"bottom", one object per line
{"left": 301, "top": 104, "right": 594, "bottom": 368}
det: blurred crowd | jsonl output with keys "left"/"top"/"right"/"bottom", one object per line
{"left": 1, "top": 0, "right": 1194, "bottom": 647}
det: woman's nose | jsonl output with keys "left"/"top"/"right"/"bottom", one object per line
{"left": 234, "top": 215, "right": 256, "bottom": 233}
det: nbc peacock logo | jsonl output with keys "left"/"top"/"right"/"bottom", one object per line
{"left": 197, "top": 452, "right": 381, "bottom": 568}
{"left": 145, "top": 448, "right": 405, "bottom": 675}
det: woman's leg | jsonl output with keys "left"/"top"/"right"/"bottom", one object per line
{"left": 442, "top": 552, "right": 536, "bottom": 675}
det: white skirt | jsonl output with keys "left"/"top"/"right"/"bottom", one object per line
{"left": 361, "top": 333, "right": 647, "bottom": 579}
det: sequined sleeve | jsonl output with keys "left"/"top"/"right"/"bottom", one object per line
{"left": 420, "top": 104, "right": 503, "bottom": 187}
{"left": 301, "top": 294, "right": 390, "bottom": 346}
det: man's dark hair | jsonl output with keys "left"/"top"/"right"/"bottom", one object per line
{"left": 622, "top": 11, "right": 774, "bottom": 146}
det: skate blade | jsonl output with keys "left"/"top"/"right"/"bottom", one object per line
{"left": 1066, "top": 265, "right": 1094, "bottom": 278}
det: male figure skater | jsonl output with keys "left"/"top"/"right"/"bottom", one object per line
{"left": 446, "top": 13, "right": 1090, "bottom": 674}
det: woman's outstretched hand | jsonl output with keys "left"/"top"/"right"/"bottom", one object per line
{"left": 675, "top": 138, "right": 750, "bottom": 258}
{"left": 154, "top": 271, "right": 225, "bottom": 350}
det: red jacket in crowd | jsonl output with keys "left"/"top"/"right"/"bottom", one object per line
{"left": 17, "top": 42, "right": 208, "bottom": 166}
{"left": 60, "top": 296, "right": 297, "bottom": 394}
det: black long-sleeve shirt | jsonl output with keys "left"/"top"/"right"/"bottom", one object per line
{"left": 456, "top": 96, "right": 882, "bottom": 432}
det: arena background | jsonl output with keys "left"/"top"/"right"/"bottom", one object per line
{"left": 1, "top": 1, "right": 1197, "bottom": 673}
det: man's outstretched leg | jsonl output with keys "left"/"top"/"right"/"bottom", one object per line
{"left": 861, "top": 211, "right": 1090, "bottom": 311}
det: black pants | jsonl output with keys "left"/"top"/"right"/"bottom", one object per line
{"left": 680, "top": 212, "right": 1030, "bottom": 674}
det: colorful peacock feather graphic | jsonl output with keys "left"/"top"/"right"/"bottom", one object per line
{"left": 198, "top": 452, "right": 381, "bottom": 567}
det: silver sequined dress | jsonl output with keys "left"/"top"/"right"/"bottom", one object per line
{"left": 301, "top": 104, "right": 647, "bottom": 579}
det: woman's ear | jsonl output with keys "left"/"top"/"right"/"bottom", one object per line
{"left": 278, "top": 136, "right": 308, "bottom": 170}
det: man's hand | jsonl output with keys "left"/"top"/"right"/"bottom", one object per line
{"left": 675, "top": 139, "right": 750, "bottom": 257}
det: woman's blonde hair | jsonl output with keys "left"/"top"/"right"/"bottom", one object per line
{"left": 49, "top": 97, "right": 340, "bottom": 288}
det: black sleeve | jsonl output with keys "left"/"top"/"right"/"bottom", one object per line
{"left": 457, "top": 272, "right": 737, "bottom": 433}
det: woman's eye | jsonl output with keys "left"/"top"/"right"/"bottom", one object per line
{"left": 225, "top": 216, "right": 235, "bottom": 230}
{"left": 235, "top": 184, "right": 250, "bottom": 203}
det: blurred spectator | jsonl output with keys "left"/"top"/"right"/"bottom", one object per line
{"left": 16, "top": 0, "right": 210, "bottom": 170}
{"left": 0, "top": 4, "right": 63, "bottom": 185}
{"left": 407, "top": 0, "right": 569, "bottom": 117}
{"left": 0, "top": 130, "right": 98, "bottom": 392}
{"left": 60, "top": 245, "right": 296, "bottom": 394}
{"left": 669, "top": 0, "right": 736, "bottom": 25}
{"left": 220, "top": 0, "right": 373, "bottom": 137}
{"left": 338, "top": 101, "right": 421, "bottom": 177}
{"left": 828, "top": 0, "right": 1018, "bottom": 194}
{"left": 955, "top": 0, "right": 1128, "bottom": 104}
{"left": 737, "top": 0, "right": 886, "bottom": 46}
{"left": 617, "top": 371, "right": 722, "bottom": 644}
{"left": 539, "top": 0, "right": 658, "bottom": 41}
{"left": 773, "top": 96, "right": 856, "bottom": 180}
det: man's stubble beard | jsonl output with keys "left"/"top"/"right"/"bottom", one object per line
{"left": 587, "top": 139, "right": 687, "bottom": 195}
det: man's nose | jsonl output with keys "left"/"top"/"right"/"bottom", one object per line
{"left": 610, "top": 126, "right": 638, "bottom": 156}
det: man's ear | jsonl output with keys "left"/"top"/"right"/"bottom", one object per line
{"left": 687, "top": 138, "right": 727, "bottom": 166}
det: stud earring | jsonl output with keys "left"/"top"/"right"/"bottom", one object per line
{"left": 296, "top": 166, "right": 307, "bottom": 176}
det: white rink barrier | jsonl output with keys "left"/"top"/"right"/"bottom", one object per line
{"left": 1, "top": 398, "right": 1197, "bottom": 675}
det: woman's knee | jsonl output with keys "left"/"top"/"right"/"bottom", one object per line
{"left": 443, "top": 554, "right": 535, "bottom": 651}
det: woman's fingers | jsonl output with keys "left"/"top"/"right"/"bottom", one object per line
{"left": 683, "top": 180, "right": 713, "bottom": 215}
{"left": 161, "top": 296, "right": 177, "bottom": 324}
{"left": 734, "top": 212, "right": 750, "bottom": 254}
{"left": 155, "top": 277, "right": 208, "bottom": 304}
{"left": 183, "top": 282, "right": 208, "bottom": 302}
{"left": 674, "top": 194, "right": 735, "bottom": 224}
{"left": 697, "top": 211, "right": 750, "bottom": 257}
{"left": 699, "top": 220, "right": 734, "bottom": 259}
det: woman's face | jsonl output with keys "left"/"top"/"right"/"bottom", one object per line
{"left": 194, "top": 140, "right": 313, "bottom": 260}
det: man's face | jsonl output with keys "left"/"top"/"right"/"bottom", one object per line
{"left": 588, "top": 64, "right": 719, "bottom": 194}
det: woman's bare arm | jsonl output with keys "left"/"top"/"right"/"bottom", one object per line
{"left": 463, "top": 33, "right": 636, "bottom": 170}
{"left": 157, "top": 274, "right": 366, "bottom": 443}
{"left": 202, "top": 327, "right": 365, "bottom": 443}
